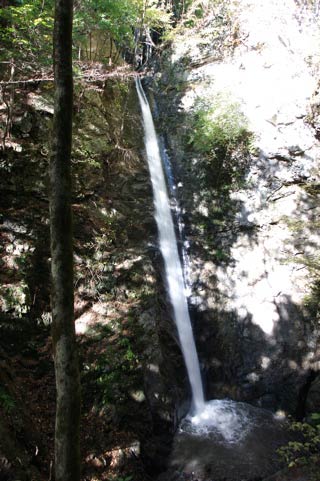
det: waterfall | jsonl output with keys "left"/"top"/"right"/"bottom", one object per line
{"left": 135, "top": 77, "right": 205, "bottom": 413}
{"left": 135, "top": 77, "right": 260, "bottom": 444}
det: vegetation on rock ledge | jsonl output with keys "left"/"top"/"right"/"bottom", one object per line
{"left": 188, "top": 93, "right": 253, "bottom": 189}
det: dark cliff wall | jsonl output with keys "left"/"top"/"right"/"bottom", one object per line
{"left": 0, "top": 77, "right": 188, "bottom": 479}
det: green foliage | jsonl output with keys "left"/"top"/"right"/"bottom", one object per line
{"left": 282, "top": 212, "right": 320, "bottom": 327}
{"left": 165, "top": 0, "right": 233, "bottom": 38}
{"left": 82, "top": 323, "right": 142, "bottom": 407}
{"left": 304, "top": 276, "right": 320, "bottom": 324}
{"left": 73, "top": 0, "right": 172, "bottom": 62}
{"left": 0, "top": 0, "right": 236, "bottom": 70}
{"left": 143, "top": 1, "right": 173, "bottom": 32}
{"left": 189, "top": 94, "right": 250, "bottom": 154}
{"left": 0, "top": 0, "right": 173, "bottom": 68}
{"left": 188, "top": 93, "right": 253, "bottom": 188}
{"left": 0, "top": 282, "right": 30, "bottom": 317}
{"left": 74, "top": 0, "right": 141, "bottom": 54}
{"left": 278, "top": 418, "right": 320, "bottom": 471}
{"left": 0, "top": 387, "right": 15, "bottom": 414}
{"left": 0, "top": 0, "right": 54, "bottom": 65}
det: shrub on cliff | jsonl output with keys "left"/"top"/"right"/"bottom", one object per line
{"left": 188, "top": 93, "right": 253, "bottom": 188}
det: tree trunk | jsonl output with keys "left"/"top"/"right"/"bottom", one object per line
{"left": 50, "top": 1, "right": 80, "bottom": 481}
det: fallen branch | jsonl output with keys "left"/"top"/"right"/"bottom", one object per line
{"left": 0, "top": 78, "right": 54, "bottom": 85}
{"left": 0, "top": 70, "right": 140, "bottom": 85}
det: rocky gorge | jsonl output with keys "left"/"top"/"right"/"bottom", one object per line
{"left": 1, "top": 0, "right": 320, "bottom": 480}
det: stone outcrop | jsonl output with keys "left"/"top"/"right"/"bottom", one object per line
{"left": 151, "top": 0, "right": 320, "bottom": 415}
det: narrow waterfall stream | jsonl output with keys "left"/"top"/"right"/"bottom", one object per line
{"left": 135, "top": 77, "right": 257, "bottom": 443}
{"left": 135, "top": 77, "right": 205, "bottom": 413}
{"left": 136, "top": 76, "right": 296, "bottom": 481}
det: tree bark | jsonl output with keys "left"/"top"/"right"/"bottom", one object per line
{"left": 50, "top": 1, "right": 80, "bottom": 481}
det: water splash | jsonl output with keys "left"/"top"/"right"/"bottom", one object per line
{"left": 181, "top": 399, "right": 252, "bottom": 443}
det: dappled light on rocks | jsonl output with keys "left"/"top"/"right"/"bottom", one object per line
{"left": 1, "top": 0, "right": 320, "bottom": 480}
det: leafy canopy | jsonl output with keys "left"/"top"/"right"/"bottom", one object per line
{"left": 0, "top": 0, "right": 174, "bottom": 69}
{"left": 0, "top": 0, "right": 54, "bottom": 65}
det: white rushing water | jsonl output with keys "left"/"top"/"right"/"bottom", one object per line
{"left": 135, "top": 77, "right": 205, "bottom": 412}
{"left": 136, "top": 78, "right": 257, "bottom": 443}
{"left": 181, "top": 399, "right": 252, "bottom": 443}
{"left": 158, "top": 137, "right": 193, "bottom": 297}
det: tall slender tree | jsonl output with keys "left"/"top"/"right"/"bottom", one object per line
{"left": 50, "top": 1, "right": 80, "bottom": 480}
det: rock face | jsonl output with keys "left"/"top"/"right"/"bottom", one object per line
{"left": 0, "top": 78, "right": 188, "bottom": 479}
{"left": 306, "top": 374, "right": 320, "bottom": 414}
{"left": 151, "top": 0, "right": 320, "bottom": 415}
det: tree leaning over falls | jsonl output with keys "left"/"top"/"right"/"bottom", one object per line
{"left": 50, "top": 0, "right": 80, "bottom": 480}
